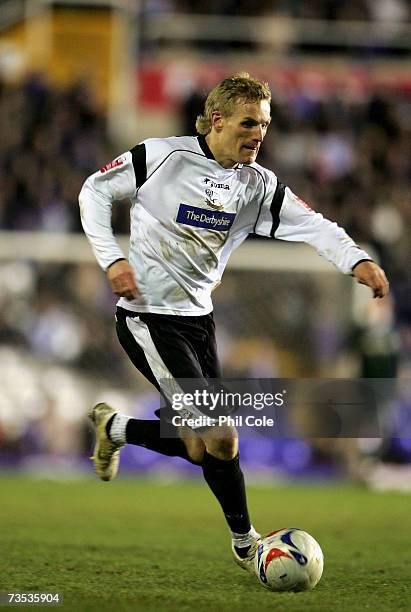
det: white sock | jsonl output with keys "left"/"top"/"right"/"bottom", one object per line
{"left": 231, "top": 525, "right": 260, "bottom": 549}
{"left": 109, "top": 413, "right": 130, "bottom": 445}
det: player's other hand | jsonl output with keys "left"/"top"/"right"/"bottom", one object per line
{"left": 107, "top": 259, "right": 139, "bottom": 300}
{"left": 353, "top": 260, "right": 389, "bottom": 299}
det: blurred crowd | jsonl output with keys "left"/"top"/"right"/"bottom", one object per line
{"left": 139, "top": 0, "right": 411, "bottom": 57}
{"left": 145, "top": 0, "right": 410, "bottom": 21}
{"left": 0, "top": 74, "right": 113, "bottom": 233}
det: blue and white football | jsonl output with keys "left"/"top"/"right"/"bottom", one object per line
{"left": 254, "top": 528, "right": 324, "bottom": 592}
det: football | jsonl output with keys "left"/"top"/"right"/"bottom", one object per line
{"left": 254, "top": 528, "right": 324, "bottom": 592}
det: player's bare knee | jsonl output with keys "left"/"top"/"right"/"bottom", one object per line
{"left": 185, "top": 438, "right": 205, "bottom": 463}
{"left": 203, "top": 426, "right": 238, "bottom": 460}
{"left": 212, "top": 439, "right": 238, "bottom": 460}
{"left": 179, "top": 426, "right": 205, "bottom": 464}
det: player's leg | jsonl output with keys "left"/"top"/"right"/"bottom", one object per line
{"left": 197, "top": 423, "right": 260, "bottom": 573}
{"left": 177, "top": 425, "right": 206, "bottom": 465}
{"left": 91, "top": 402, "right": 202, "bottom": 477}
{"left": 193, "top": 315, "right": 260, "bottom": 573}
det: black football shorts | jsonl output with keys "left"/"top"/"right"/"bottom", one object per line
{"left": 115, "top": 306, "right": 222, "bottom": 426}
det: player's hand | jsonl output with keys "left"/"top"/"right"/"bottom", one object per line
{"left": 106, "top": 259, "right": 139, "bottom": 300}
{"left": 352, "top": 261, "right": 389, "bottom": 299}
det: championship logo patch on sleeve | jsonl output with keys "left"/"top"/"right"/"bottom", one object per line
{"left": 100, "top": 156, "right": 125, "bottom": 173}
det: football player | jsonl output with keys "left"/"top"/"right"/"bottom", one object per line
{"left": 79, "top": 73, "right": 388, "bottom": 573}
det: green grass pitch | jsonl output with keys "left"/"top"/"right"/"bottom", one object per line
{"left": 0, "top": 475, "right": 410, "bottom": 611}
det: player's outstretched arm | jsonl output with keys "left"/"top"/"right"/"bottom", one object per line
{"left": 352, "top": 260, "right": 389, "bottom": 299}
{"left": 106, "top": 259, "right": 139, "bottom": 300}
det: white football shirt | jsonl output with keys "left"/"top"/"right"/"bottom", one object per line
{"left": 79, "top": 135, "right": 371, "bottom": 315}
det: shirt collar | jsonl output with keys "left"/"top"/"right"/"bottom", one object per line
{"left": 197, "top": 135, "right": 215, "bottom": 160}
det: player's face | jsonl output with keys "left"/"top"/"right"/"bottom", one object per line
{"left": 211, "top": 99, "right": 271, "bottom": 168}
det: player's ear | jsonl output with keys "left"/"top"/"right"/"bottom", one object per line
{"left": 211, "top": 111, "right": 224, "bottom": 132}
